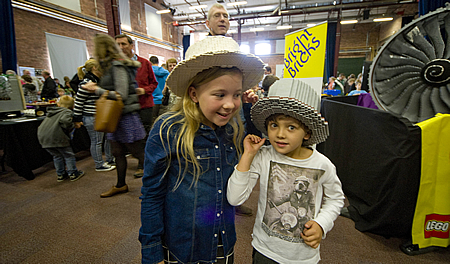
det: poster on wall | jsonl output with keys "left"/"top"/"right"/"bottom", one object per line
{"left": 283, "top": 22, "right": 328, "bottom": 95}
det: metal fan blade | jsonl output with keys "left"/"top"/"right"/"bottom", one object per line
{"left": 431, "top": 88, "right": 450, "bottom": 113}
{"left": 402, "top": 84, "right": 428, "bottom": 123}
{"left": 384, "top": 79, "right": 423, "bottom": 113}
{"left": 441, "top": 84, "right": 450, "bottom": 108}
{"left": 388, "top": 35, "right": 430, "bottom": 63}
{"left": 422, "top": 16, "right": 445, "bottom": 58}
{"left": 378, "top": 53, "right": 424, "bottom": 68}
{"left": 419, "top": 88, "right": 435, "bottom": 121}
{"left": 374, "top": 65, "right": 421, "bottom": 82}
{"left": 405, "top": 26, "right": 436, "bottom": 61}
{"left": 444, "top": 14, "right": 450, "bottom": 59}
{"left": 374, "top": 73, "right": 419, "bottom": 94}
{"left": 378, "top": 77, "right": 422, "bottom": 105}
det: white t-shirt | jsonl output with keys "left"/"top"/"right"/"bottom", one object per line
{"left": 227, "top": 146, "right": 345, "bottom": 263}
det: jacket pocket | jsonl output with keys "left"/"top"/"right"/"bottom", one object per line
{"left": 224, "top": 144, "right": 238, "bottom": 166}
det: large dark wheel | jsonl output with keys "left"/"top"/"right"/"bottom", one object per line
{"left": 369, "top": 4, "right": 450, "bottom": 123}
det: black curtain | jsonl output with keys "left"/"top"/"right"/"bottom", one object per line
{"left": 325, "top": 21, "right": 337, "bottom": 80}
{"left": 0, "top": 0, "right": 17, "bottom": 72}
{"left": 182, "top": 35, "right": 190, "bottom": 60}
{"left": 419, "top": 0, "right": 447, "bottom": 16}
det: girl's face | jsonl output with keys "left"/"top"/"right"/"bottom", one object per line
{"left": 189, "top": 72, "right": 243, "bottom": 129}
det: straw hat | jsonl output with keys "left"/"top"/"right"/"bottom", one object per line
{"left": 251, "top": 78, "right": 329, "bottom": 146}
{"left": 166, "top": 36, "right": 265, "bottom": 97}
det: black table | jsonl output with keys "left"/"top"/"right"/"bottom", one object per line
{"left": 0, "top": 117, "right": 90, "bottom": 180}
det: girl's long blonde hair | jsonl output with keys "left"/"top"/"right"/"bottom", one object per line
{"left": 160, "top": 67, "right": 244, "bottom": 190}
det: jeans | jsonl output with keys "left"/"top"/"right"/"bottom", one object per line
{"left": 46, "top": 147, "right": 77, "bottom": 175}
{"left": 83, "top": 115, "right": 113, "bottom": 168}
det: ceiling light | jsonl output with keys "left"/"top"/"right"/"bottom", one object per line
{"left": 156, "top": 9, "right": 171, "bottom": 14}
{"left": 373, "top": 17, "right": 394, "bottom": 22}
{"left": 307, "top": 23, "right": 317, "bottom": 27}
{"left": 189, "top": 5, "right": 207, "bottom": 10}
{"left": 228, "top": 29, "right": 237, "bottom": 33}
{"left": 280, "top": 10, "right": 289, "bottom": 14}
{"left": 277, "top": 25, "right": 292, "bottom": 30}
{"left": 227, "top": 1, "right": 247, "bottom": 7}
{"left": 340, "top": 20, "right": 358, "bottom": 24}
{"left": 250, "top": 27, "right": 264, "bottom": 32}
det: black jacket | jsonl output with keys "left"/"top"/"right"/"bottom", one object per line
{"left": 41, "top": 77, "right": 57, "bottom": 99}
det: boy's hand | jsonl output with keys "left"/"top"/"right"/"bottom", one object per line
{"left": 243, "top": 134, "right": 266, "bottom": 156}
{"left": 301, "top": 221, "right": 323, "bottom": 249}
{"left": 236, "top": 134, "right": 265, "bottom": 172}
{"left": 242, "top": 88, "right": 259, "bottom": 104}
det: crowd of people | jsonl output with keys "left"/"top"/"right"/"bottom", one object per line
{"left": 6, "top": 3, "right": 350, "bottom": 263}
{"left": 323, "top": 72, "right": 366, "bottom": 96}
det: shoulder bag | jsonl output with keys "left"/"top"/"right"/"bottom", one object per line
{"left": 95, "top": 91, "right": 124, "bottom": 133}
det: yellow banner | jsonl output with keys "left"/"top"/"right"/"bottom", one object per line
{"left": 283, "top": 22, "right": 328, "bottom": 79}
{"left": 412, "top": 114, "right": 450, "bottom": 248}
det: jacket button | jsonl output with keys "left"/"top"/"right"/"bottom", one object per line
{"left": 217, "top": 213, "right": 220, "bottom": 217}
{"left": 215, "top": 145, "right": 219, "bottom": 149}
{"left": 218, "top": 190, "right": 222, "bottom": 193}
{"left": 216, "top": 167, "right": 220, "bottom": 171}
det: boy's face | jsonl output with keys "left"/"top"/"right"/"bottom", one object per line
{"left": 267, "top": 115, "right": 311, "bottom": 159}
{"left": 58, "top": 91, "right": 65, "bottom": 96}
{"left": 189, "top": 72, "right": 242, "bottom": 129}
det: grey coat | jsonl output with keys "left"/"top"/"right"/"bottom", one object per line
{"left": 37, "top": 107, "right": 74, "bottom": 148}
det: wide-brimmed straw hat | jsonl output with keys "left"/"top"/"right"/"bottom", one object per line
{"left": 166, "top": 36, "right": 265, "bottom": 97}
{"left": 251, "top": 78, "right": 329, "bottom": 146}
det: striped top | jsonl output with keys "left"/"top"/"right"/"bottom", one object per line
{"left": 73, "top": 72, "right": 100, "bottom": 122}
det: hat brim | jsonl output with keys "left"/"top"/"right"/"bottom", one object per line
{"left": 166, "top": 51, "right": 264, "bottom": 97}
{"left": 251, "top": 97, "right": 329, "bottom": 146}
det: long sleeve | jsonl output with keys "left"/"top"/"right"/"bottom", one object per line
{"left": 227, "top": 149, "right": 263, "bottom": 206}
{"left": 139, "top": 118, "right": 171, "bottom": 264}
{"left": 313, "top": 164, "right": 345, "bottom": 237}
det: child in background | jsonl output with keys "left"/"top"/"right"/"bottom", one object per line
{"left": 227, "top": 78, "right": 345, "bottom": 263}
{"left": 139, "top": 36, "right": 264, "bottom": 264}
{"left": 37, "top": 95, "right": 84, "bottom": 182}
{"left": 348, "top": 80, "right": 368, "bottom": 96}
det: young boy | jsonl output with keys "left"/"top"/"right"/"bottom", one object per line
{"left": 38, "top": 95, "right": 84, "bottom": 182}
{"left": 227, "top": 78, "right": 345, "bottom": 263}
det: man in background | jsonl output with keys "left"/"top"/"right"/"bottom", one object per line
{"left": 22, "top": 69, "right": 43, "bottom": 94}
{"left": 149, "top": 56, "right": 169, "bottom": 123}
{"left": 206, "top": 3, "right": 230, "bottom": 36}
{"left": 114, "top": 34, "right": 158, "bottom": 134}
{"left": 41, "top": 71, "right": 57, "bottom": 99}
{"left": 115, "top": 34, "right": 158, "bottom": 178}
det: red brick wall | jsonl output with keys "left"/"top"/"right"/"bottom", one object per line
{"left": 12, "top": 0, "right": 180, "bottom": 74}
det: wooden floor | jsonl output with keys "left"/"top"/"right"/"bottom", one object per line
{"left": 1, "top": 151, "right": 449, "bottom": 263}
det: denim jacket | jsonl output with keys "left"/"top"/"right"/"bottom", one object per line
{"left": 140, "top": 114, "right": 239, "bottom": 264}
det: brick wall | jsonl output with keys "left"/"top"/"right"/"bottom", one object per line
{"left": 12, "top": 0, "right": 180, "bottom": 75}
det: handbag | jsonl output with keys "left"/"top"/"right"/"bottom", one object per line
{"left": 94, "top": 91, "right": 124, "bottom": 133}
{"left": 161, "top": 88, "right": 170, "bottom": 106}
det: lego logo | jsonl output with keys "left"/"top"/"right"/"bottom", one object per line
{"left": 426, "top": 220, "right": 449, "bottom": 232}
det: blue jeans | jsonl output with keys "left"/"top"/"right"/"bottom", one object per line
{"left": 83, "top": 115, "right": 113, "bottom": 168}
{"left": 46, "top": 147, "right": 77, "bottom": 175}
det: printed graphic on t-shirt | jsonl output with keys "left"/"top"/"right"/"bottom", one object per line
{"left": 261, "top": 161, "right": 324, "bottom": 243}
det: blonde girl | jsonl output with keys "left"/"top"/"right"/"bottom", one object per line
{"left": 73, "top": 58, "right": 115, "bottom": 172}
{"left": 139, "top": 37, "right": 264, "bottom": 264}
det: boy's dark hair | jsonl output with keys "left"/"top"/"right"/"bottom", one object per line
{"left": 264, "top": 65, "right": 272, "bottom": 73}
{"left": 114, "top": 33, "right": 133, "bottom": 44}
{"left": 149, "top": 56, "right": 159, "bottom": 65}
{"left": 265, "top": 113, "right": 312, "bottom": 146}
{"left": 262, "top": 75, "right": 279, "bottom": 92}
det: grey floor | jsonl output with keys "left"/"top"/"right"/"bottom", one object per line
{"left": 1, "top": 151, "right": 449, "bottom": 263}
